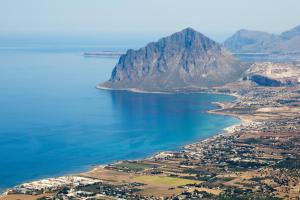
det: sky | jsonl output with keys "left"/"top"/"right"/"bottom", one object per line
{"left": 0, "top": 0, "right": 300, "bottom": 41}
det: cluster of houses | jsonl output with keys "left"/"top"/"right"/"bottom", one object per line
{"left": 5, "top": 176, "right": 101, "bottom": 196}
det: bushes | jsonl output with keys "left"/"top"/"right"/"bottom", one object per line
{"left": 275, "top": 157, "right": 300, "bottom": 169}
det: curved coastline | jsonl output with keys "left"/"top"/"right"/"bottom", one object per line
{"left": 1, "top": 87, "right": 242, "bottom": 196}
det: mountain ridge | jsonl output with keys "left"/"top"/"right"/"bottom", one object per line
{"left": 224, "top": 25, "right": 300, "bottom": 53}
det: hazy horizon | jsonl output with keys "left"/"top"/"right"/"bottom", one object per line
{"left": 1, "top": 0, "right": 300, "bottom": 43}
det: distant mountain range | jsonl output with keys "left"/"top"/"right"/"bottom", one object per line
{"left": 224, "top": 25, "right": 300, "bottom": 54}
{"left": 99, "top": 28, "right": 248, "bottom": 91}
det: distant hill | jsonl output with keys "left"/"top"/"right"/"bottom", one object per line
{"left": 99, "top": 28, "right": 248, "bottom": 91}
{"left": 224, "top": 25, "right": 300, "bottom": 54}
{"left": 281, "top": 25, "right": 300, "bottom": 40}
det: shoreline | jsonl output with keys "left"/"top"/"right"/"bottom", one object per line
{"left": 96, "top": 84, "right": 238, "bottom": 95}
{"left": 1, "top": 88, "right": 241, "bottom": 196}
{"left": 3, "top": 83, "right": 300, "bottom": 199}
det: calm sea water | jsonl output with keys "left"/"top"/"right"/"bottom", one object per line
{"left": 0, "top": 38, "right": 239, "bottom": 191}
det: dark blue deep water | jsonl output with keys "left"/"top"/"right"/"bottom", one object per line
{"left": 0, "top": 38, "right": 239, "bottom": 191}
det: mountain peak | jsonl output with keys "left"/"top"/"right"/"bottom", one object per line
{"left": 224, "top": 25, "right": 300, "bottom": 53}
{"left": 181, "top": 27, "right": 196, "bottom": 32}
{"left": 99, "top": 28, "right": 247, "bottom": 91}
{"left": 168, "top": 27, "right": 210, "bottom": 41}
{"left": 224, "top": 29, "right": 280, "bottom": 53}
{"left": 161, "top": 27, "right": 218, "bottom": 52}
{"left": 179, "top": 27, "right": 200, "bottom": 35}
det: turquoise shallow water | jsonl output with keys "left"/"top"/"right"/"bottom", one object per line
{"left": 0, "top": 39, "right": 239, "bottom": 191}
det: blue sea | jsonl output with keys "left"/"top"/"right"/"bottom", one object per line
{"left": 0, "top": 36, "right": 239, "bottom": 191}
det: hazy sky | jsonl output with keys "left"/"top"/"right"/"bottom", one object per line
{"left": 0, "top": 0, "right": 300, "bottom": 40}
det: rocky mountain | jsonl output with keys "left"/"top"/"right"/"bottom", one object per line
{"left": 99, "top": 28, "right": 248, "bottom": 91}
{"left": 224, "top": 25, "right": 300, "bottom": 54}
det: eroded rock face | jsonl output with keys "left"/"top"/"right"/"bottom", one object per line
{"left": 100, "top": 28, "right": 248, "bottom": 91}
{"left": 244, "top": 62, "right": 300, "bottom": 86}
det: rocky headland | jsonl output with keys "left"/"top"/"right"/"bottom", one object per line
{"left": 99, "top": 28, "right": 248, "bottom": 91}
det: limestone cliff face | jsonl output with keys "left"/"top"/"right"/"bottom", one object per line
{"left": 100, "top": 28, "right": 247, "bottom": 91}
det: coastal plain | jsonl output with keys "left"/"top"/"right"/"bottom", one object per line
{"left": 2, "top": 27, "right": 300, "bottom": 199}
{"left": 2, "top": 61, "right": 300, "bottom": 199}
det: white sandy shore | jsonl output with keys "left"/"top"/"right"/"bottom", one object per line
{"left": 96, "top": 85, "right": 171, "bottom": 94}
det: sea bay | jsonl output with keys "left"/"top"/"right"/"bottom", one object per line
{"left": 0, "top": 39, "right": 239, "bottom": 191}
